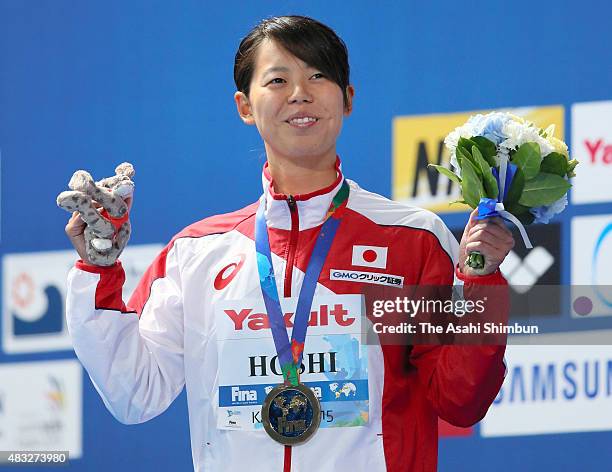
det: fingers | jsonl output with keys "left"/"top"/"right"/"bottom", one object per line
{"left": 466, "top": 208, "right": 479, "bottom": 230}
{"left": 465, "top": 239, "right": 504, "bottom": 256}
{"left": 65, "top": 212, "right": 89, "bottom": 262}
{"left": 65, "top": 211, "right": 86, "bottom": 236}
{"left": 468, "top": 221, "right": 514, "bottom": 248}
{"left": 459, "top": 211, "right": 516, "bottom": 276}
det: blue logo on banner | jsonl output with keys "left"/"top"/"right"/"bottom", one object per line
{"left": 219, "top": 379, "right": 369, "bottom": 407}
{"left": 13, "top": 285, "right": 63, "bottom": 335}
{"left": 494, "top": 359, "right": 612, "bottom": 404}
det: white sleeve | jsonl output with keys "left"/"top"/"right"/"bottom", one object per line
{"left": 65, "top": 244, "right": 184, "bottom": 424}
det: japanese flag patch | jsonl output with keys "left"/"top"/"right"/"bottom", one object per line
{"left": 351, "top": 245, "right": 387, "bottom": 269}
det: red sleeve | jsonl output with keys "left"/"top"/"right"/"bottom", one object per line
{"left": 409, "top": 235, "right": 509, "bottom": 427}
{"left": 75, "top": 260, "right": 132, "bottom": 313}
{"left": 74, "top": 240, "right": 173, "bottom": 317}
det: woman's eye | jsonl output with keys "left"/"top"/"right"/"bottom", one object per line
{"left": 269, "top": 78, "right": 285, "bottom": 84}
{"left": 312, "top": 73, "right": 325, "bottom": 79}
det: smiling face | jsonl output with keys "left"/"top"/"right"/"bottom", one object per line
{"left": 235, "top": 39, "right": 354, "bottom": 168}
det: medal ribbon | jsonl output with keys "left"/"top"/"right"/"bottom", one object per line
{"left": 255, "top": 180, "right": 349, "bottom": 387}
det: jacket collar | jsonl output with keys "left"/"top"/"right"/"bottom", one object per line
{"left": 260, "top": 156, "right": 344, "bottom": 231}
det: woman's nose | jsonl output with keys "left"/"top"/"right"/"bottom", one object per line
{"left": 288, "top": 82, "right": 313, "bottom": 103}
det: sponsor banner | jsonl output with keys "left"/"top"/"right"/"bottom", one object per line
{"left": 2, "top": 244, "right": 162, "bottom": 353}
{"left": 0, "top": 359, "right": 82, "bottom": 458}
{"left": 481, "top": 341, "right": 612, "bottom": 437}
{"left": 571, "top": 214, "right": 612, "bottom": 317}
{"left": 571, "top": 100, "right": 612, "bottom": 204}
{"left": 215, "top": 295, "right": 369, "bottom": 431}
{"left": 392, "top": 105, "right": 564, "bottom": 212}
{"left": 219, "top": 379, "right": 369, "bottom": 407}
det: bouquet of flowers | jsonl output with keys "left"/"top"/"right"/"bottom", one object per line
{"left": 430, "top": 112, "right": 578, "bottom": 270}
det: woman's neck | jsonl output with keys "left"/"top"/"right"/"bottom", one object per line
{"left": 266, "top": 152, "right": 338, "bottom": 196}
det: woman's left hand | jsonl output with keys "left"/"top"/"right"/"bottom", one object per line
{"left": 458, "top": 208, "right": 515, "bottom": 277}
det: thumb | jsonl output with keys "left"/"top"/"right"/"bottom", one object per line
{"left": 466, "top": 208, "right": 479, "bottom": 231}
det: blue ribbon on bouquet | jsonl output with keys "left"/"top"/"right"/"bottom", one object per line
{"left": 475, "top": 157, "right": 533, "bottom": 249}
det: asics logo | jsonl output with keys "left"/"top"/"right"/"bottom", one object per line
{"left": 214, "top": 254, "right": 246, "bottom": 291}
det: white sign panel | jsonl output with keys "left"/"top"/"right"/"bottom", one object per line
{"left": 2, "top": 244, "right": 162, "bottom": 353}
{"left": 216, "top": 295, "right": 369, "bottom": 432}
{"left": 481, "top": 343, "right": 612, "bottom": 437}
{"left": 571, "top": 214, "right": 612, "bottom": 318}
{"left": 571, "top": 101, "right": 612, "bottom": 204}
{"left": 0, "top": 359, "right": 82, "bottom": 458}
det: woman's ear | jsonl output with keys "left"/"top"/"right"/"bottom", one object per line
{"left": 344, "top": 85, "right": 355, "bottom": 116}
{"left": 234, "top": 91, "right": 256, "bottom": 125}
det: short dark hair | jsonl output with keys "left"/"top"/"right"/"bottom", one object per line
{"left": 234, "top": 15, "right": 351, "bottom": 109}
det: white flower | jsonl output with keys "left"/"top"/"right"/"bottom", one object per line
{"left": 500, "top": 120, "right": 553, "bottom": 158}
{"left": 548, "top": 136, "right": 570, "bottom": 158}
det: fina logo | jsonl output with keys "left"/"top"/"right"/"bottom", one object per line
{"left": 231, "top": 386, "right": 257, "bottom": 404}
{"left": 592, "top": 222, "right": 612, "bottom": 308}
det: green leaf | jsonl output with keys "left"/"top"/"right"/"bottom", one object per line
{"left": 567, "top": 159, "right": 579, "bottom": 178}
{"left": 540, "top": 152, "right": 568, "bottom": 177}
{"left": 427, "top": 164, "right": 461, "bottom": 184}
{"left": 458, "top": 137, "right": 478, "bottom": 154}
{"left": 504, "top": 202, "right": 531, "bottom": 215}
{"left": 455, "top": 146, "right": 471, "bottom": 170}
{"left": 471, "top": 146, "right": 499, "bottom": 199}
{"left": 460, "top": 157, "right": 485, "bottom": 208}
{"left": 460, "top": 149, "right": 481, "bottom": 179}
{"left": 512, "top": 142, "right": 541, "bottom": 180}
{"left": 517, "top": 211, "right": 535, "bottom": 225}
{"left": 503, "top": 167, "right": 525, "bottom": 205}
{"left": 472, "top": 136, "right": 497, "bottom": 167}
{"left": 457, "top": 138, "right": 478, "bottom": 163}
{"left": 518, "top": 172, "right": 572, "bottom": 207}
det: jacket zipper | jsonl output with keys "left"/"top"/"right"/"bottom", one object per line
{"left": 284, "top": 195, "right": 299, "bottom": 298}
{"left": 283, "top": 195, "right": 299, "bottom": 472}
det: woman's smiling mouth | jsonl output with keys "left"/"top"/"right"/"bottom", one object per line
{"left": 286, "top": 116, "right": 319, "bottom": 128}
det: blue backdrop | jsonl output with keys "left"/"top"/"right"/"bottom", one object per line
{"left": 1, "top": 1, "right": 611, "bottom": 470}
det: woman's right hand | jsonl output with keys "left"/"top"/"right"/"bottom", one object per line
{"left": 58, "top": 165, "right": 135, "bottom": 266}
{"left": 64, "top": 196, "right": 133, "bottom": 265}
{"left": 65, "top": 211, "right": 89, "bottom": 262}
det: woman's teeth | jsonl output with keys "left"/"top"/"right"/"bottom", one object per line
{"left": 288, "top": 117, "right": 318, "bottom": 126}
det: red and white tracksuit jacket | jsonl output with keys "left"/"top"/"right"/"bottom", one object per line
{"left": 66, "top": 159, "right": 508, "bottom": 471}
